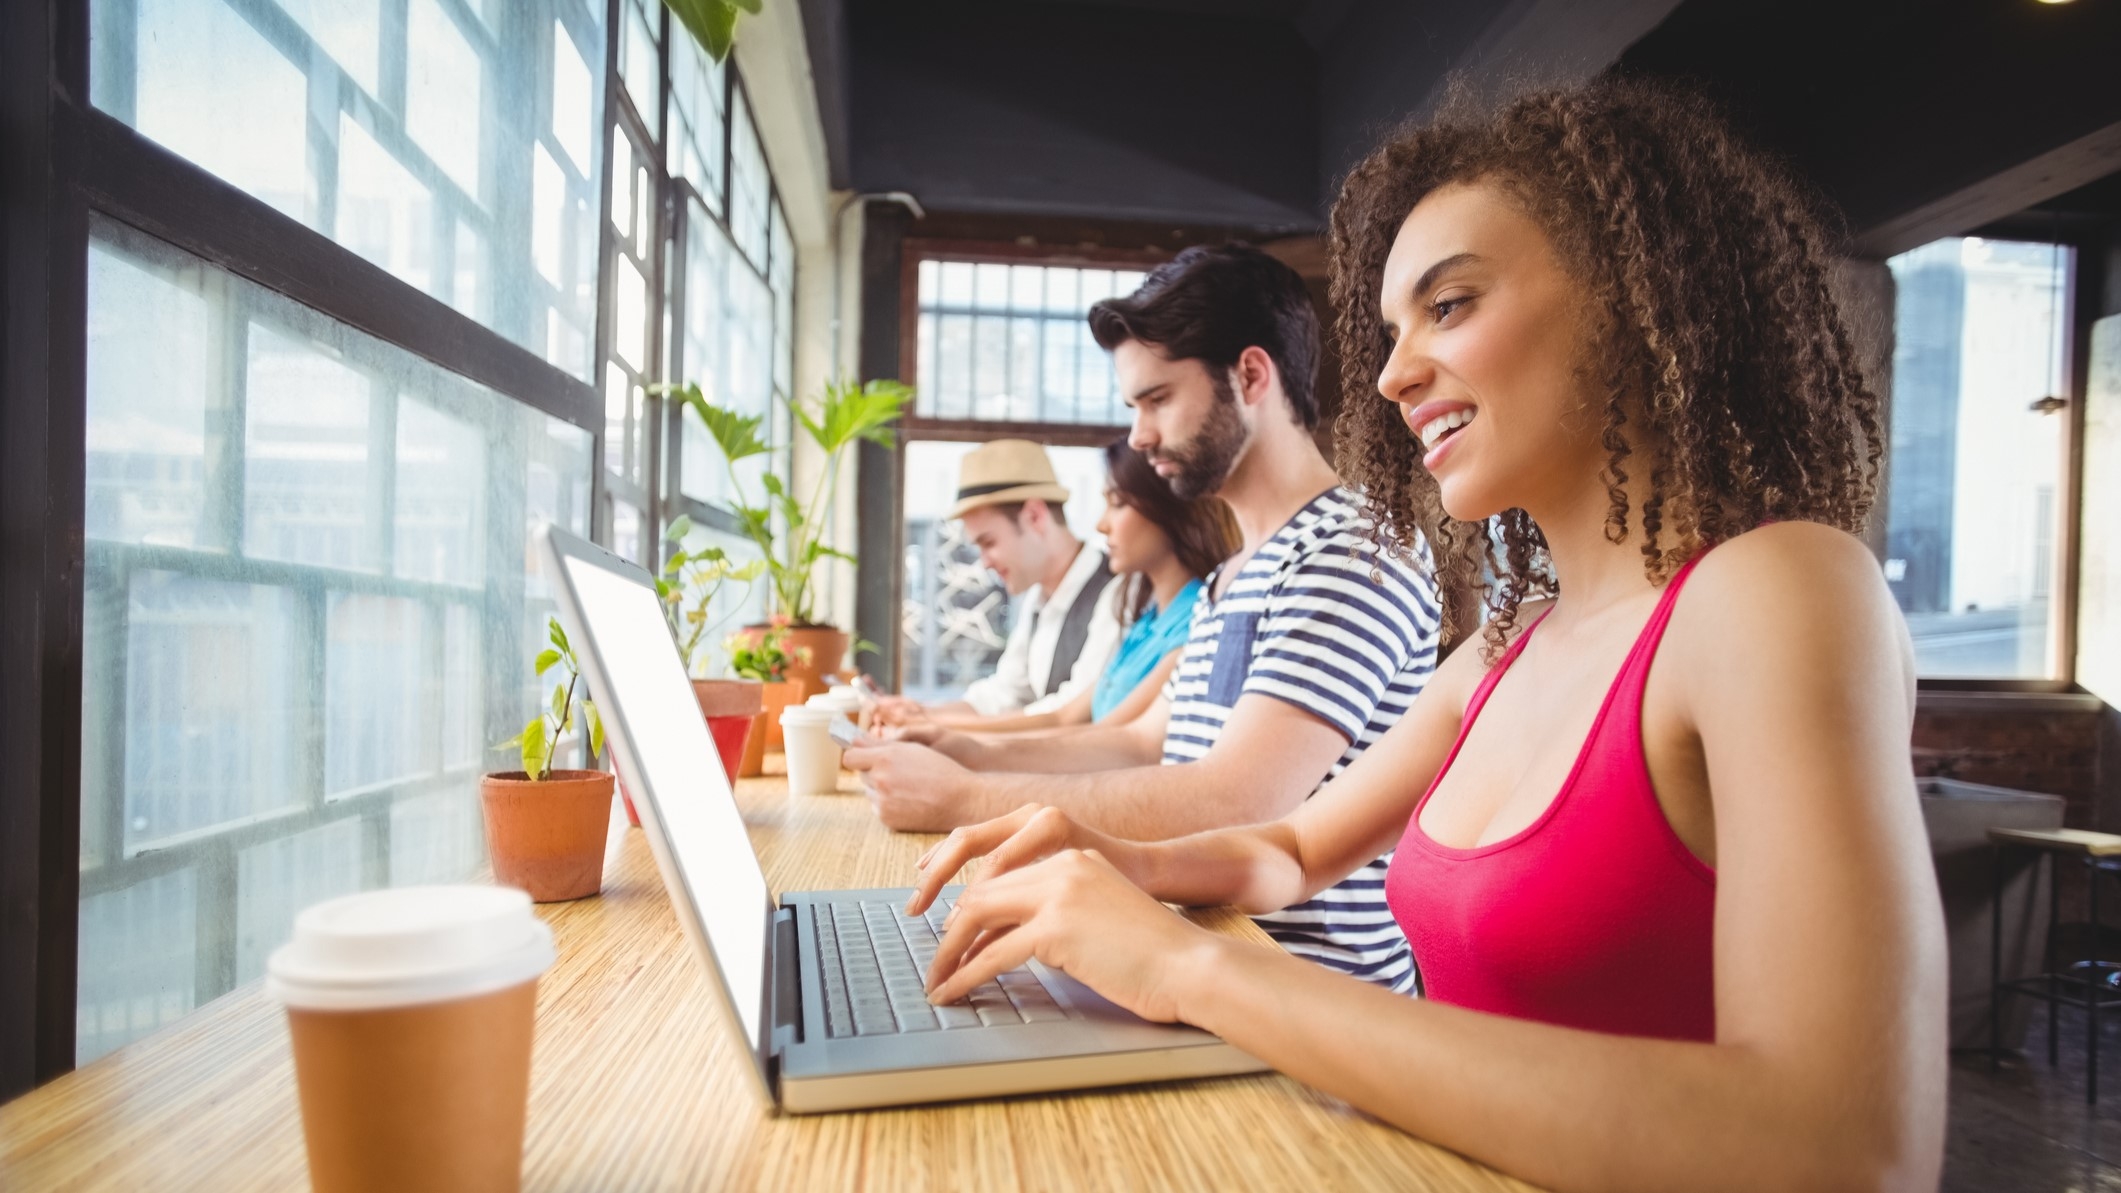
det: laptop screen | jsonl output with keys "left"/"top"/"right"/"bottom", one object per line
{"left": 544, "top": 528, "right": 774, "bottom": 1064}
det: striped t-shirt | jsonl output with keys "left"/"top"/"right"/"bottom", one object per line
{"left": 1163, "top": 488, "right": 1438, "bottom": 993}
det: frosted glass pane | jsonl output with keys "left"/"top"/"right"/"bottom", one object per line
{"left": 122, "top": 573, "right": 303, "bottom": 849}
{"left": 129, "top": 0, "right": 315, "bottom": 223}
{"left": 394, "top": 398, "right": 487, "bottom": 586}
{"left": 533, "top": 143, "right": 566, "bottom": 287}
{"left": 244, "top": 324, "right": 378, "bottom": 572}
{"left": 551, "top": 19, "right": 595, "bottom": 178}
{"left": 405, "top": 0, "right": 484, "bottom": 199}
{"left": 325, "top": 594, "right": 437, "bottom": 794}
{"left": 76, "top": 868, "right": 197, "bottom": 1064}
{"left": 84, "top": 244, "right": 217, "bottom": 550}
{"left": 235, "top": 817, "right": 366, "bottom": 984}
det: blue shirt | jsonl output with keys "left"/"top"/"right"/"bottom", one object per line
{"left": 1089, "top": 579, "right": 1202, "bottom": 721}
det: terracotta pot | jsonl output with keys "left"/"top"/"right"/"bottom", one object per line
{"left": 479, "top": 770, "right": 614, "bottom": 902}
{"left": 692, "top": 679, "right": 762, "bottom": 781}
{"left": 739, "top": 680, "right": 802, "bottom": 776}
{"left": 732, "top": 623, "right": 850, "bottom": 705}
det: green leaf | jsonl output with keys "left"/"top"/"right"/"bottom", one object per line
{"left": 664, "top": 0, "right": 740, "bottom": 62}
{"left": 547, "top": 617, "right": 571, "bottom": 657}
{"left": 680, "top": 391, "right": 771, "bottom": 463}
{"left": 550, "top": 681, "right": 569, "bottom": 723}
{"left": 583, "top": 698, "right": 605, "bottom": 762}
{"left": 760, "top": 472, "right": 786, "bottom": 498}
{"left": 726, "top": 0, "right": 761, "bottom": 14}
{"left": 534, "top": 648, "right": 562, "bottom": 675}
{"left": 802, "top": 379, "right": 914, "bottom": 455}
{"left": 666, "top": 513, "right": 694, "bottom": 542}
{"left": 519, "top": 718, "right": 549, "bottom": 782}
{"left": 654, "top": 578, "right": 676, "bottom": 601}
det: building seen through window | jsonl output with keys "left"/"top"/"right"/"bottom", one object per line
{"left": 1884, "top": 237, "right": 2072, "bottom": 679}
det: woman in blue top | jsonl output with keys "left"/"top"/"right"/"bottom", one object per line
{"left": 916, "top": 438, "right": 1236, "bottom": 737}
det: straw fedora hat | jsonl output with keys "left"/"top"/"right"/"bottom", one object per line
{"left": 947, "top": 439, "right": 1072, "bottom": 520}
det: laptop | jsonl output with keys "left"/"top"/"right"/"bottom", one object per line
{"left": 537, "top": 524, "right": 1266, "bottom": 1114}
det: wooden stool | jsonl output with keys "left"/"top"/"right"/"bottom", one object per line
{"left": 1989, "top": 827, "right": 2121, "bottom": 1102}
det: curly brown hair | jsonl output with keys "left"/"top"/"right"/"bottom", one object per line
{"left": 1327, "top": 77, "right": 1882, "bottom": 660}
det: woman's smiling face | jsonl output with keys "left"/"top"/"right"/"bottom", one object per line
{"left": 1374, "top": 180, "right": 1609, "bottom": 524}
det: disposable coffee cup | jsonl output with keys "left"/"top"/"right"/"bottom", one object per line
{"left": 267, "top": 886, "right": 556, "bottom": 1193}
{"left": 807, "top": 688, "right": 867, "bottom": 733}
{"left": 781, "top": 704, "right": 844, "bottom": 795}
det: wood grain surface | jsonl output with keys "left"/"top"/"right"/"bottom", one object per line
{"left": 0, "top": 763, "right": 1536, "bottom": 1191}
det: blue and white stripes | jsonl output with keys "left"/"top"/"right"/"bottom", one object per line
{"left": 1163, "top": 488, "right": 1439, "bottom": 993}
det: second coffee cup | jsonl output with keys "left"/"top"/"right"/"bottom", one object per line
{"left": 267, "top": 885, "right": 556, "bottom": 1193}
{"left": 780, "top": 704, "right": 844, "bottom": 795}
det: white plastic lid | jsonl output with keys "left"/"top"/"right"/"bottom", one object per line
{"left": 265, "top": 885, "right": 556, "bottom": 1011}
{"left": 780, "top": 704, "right": 836, "bottom": 726}
{"left": 805, "top": 690, "right": 860, "bottom": 712}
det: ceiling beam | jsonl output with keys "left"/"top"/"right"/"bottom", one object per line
{"left": 1853, "top": 120, "right": 2121, "bottom": 259}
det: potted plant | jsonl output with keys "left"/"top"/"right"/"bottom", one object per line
{"left": 657, "top": 513, "right": 766, "bottom": 783}
{"left": 663, "top": 378, "right": 913, "bottom": 699}
{"left": 480, "top": 617, "right": 614, "bottom": 902}
{"left": 729, "top": 619, "right": 806, "bottom": 776}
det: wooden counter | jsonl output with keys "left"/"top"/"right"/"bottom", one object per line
{"left": 0, "top": 766, "right": 1532, "bottom": 1191}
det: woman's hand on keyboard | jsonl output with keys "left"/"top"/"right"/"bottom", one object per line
{"left": 921, "top": 846, "right": 1214, "bottom": 1024}
{"left": 907, "top": 805, "right": 1138, "bottom": 916}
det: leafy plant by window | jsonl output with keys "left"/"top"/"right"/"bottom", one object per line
{"left": 661, "top": 378, "right": 913, "bottom": 626}
{"left": 498, "top": 616, "right": 605, "bottom": 781}
{"left": 657, "top": 514, "right": 764, "bottom": 677}
{"left": 726, "top": 619, "right": 806, "bottom": 683}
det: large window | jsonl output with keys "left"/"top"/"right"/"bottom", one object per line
{"left": 1884, "top": 237, "right": 2074, "bottom": 679}
{"left": 599, "top": 0, "right": 794, "bottom": 672}
{"left": 896, "top": 253, "right": 1150, "bottom": 700}
{"left": 90, "top": 0, "right": 608, "bottom": 381}
{"left": 77, "top": 219, "right": 592, "bottom": 1065}
{"left": 912, "top": 259, "right": 1148, "bottom": 426}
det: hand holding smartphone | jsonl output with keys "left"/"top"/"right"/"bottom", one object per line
{"left": 827, "top": 715, "right": 864, "bottom": 748}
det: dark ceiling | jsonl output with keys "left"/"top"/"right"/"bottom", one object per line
{"left": 801, "top": 0, "right": 2121, "bottom": 244}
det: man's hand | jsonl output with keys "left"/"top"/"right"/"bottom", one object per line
{"left": 880, "top": 706, "right": 944, "bottom": 746}
{"left": 842, "top": 741, "right": 981, "bottom": 832}
{"left": 869, "top": 695, "right": 926, "bottom": 728}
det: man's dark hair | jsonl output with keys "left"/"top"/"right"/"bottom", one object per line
{"left": 1087, "top": 243, "right": 1321, "bottom": 429}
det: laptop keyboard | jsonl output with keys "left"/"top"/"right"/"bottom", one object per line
{"left": 815, "top": 899, "right": 1071, "bottom": 1038}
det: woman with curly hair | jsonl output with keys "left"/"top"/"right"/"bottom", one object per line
{"left": 901, "top": 77, "right": 1946, "bottom": 1191}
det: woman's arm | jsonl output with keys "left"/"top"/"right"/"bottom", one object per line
{"left": 920, "top": 527, "right": 1946, "bottom": 1192}
{"left": 907, "top": 631, "right": 1482, "bottom": 912}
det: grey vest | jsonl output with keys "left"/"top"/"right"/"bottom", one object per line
{"left": 1040, "top": 552, "right": 1116, "bottom": 698}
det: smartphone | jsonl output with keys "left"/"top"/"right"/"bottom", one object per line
{"left": 827, "top": 715, "right": 863, "bottom": 748}
{"left": 850, "top": 673, "right": 882, "bottom": 702}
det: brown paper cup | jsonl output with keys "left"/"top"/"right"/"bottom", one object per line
{"left": 287, "top": 979, "right": 537, "bottom": 1193}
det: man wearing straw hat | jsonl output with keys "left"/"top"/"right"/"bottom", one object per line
{"left": 882, "top": 439, "right": 1122, "bottom": 725}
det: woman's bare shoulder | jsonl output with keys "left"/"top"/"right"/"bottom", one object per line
{"left": 1671, "top": 520, "right": 1913, "bottom": 699}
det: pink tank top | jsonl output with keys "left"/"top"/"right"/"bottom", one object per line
{"left": 1384, "top": 555, "right": 1717, "bottom": 1041}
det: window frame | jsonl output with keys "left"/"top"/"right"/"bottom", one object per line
{"left": 1883, "top": 224, "right": 2095, "bottom": 694}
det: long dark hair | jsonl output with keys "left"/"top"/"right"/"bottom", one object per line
{"left": 1328, "top": 77, "right": 1880, "bottom": 660}
{"left": 1103, "top": 437, "right": 1239, "bottom": 624}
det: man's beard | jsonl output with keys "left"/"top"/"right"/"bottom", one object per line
{"left": 1154, "top": 373, "right": 1247, "bottom": 501}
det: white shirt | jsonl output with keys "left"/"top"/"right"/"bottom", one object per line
{"left": 960, "top": 544, "right": 1122, "bottom": 717}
